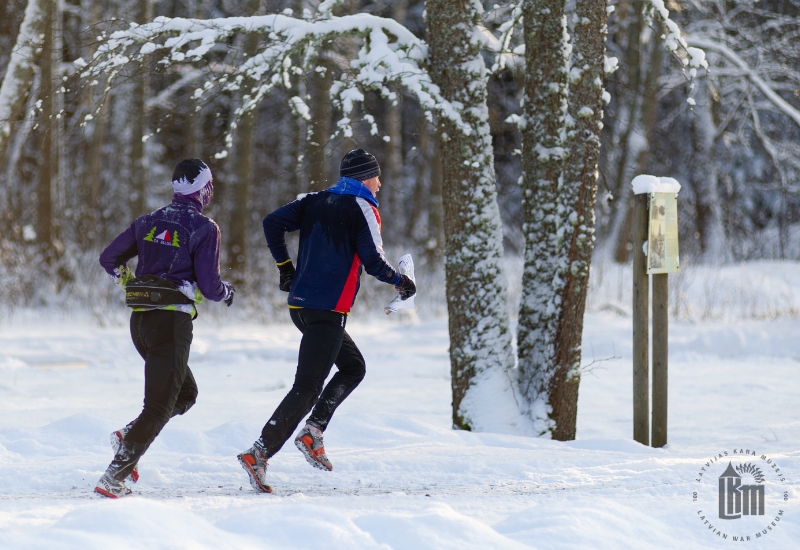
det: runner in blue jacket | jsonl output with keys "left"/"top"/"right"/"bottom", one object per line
{"left": 94, "top": 159, "right": 234, "bottom": 498}
{"left": 238, "top": 149, "right": 416, "bottom": 493}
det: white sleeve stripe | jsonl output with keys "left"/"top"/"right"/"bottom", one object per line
{"left": 355, "top": 197, "right": 386, "bottom": 259}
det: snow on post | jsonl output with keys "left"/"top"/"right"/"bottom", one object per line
{"left": 631, "top": 174, "right": 681, "bottom": 195}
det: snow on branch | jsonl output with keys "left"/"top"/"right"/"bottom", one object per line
{"left": 689, "top": 37, "right": 800, "bottom": 130}
{"left": 645, "top": 0, "right": 708, "bottom": 81}
{"left": 482, "top": 1, "right": 524, "bottom": 72}
{"left": 75, "top": 12, "right": 469, "bottom": 158}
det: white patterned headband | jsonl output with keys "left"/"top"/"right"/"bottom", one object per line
{"left": 172, "top": 165, "right": 212, "bottom": 195}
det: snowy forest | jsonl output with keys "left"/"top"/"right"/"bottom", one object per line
{"left": 3, "top": 0, "right": 800, "bottom": 442}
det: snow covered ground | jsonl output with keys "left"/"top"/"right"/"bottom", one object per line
{"left": 0, "top": 298, "right": 798, "bottom": 548}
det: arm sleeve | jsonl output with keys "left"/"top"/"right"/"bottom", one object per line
{"left": 354, "top": 200, "right": 402, "bottom": 285}
{"left": 99, "top": 223, "right": 138, "bottom": 276}
{"left": 192, "top": 221, "right": 228, "bottom": 302}
{"left": 262, "top": 199, "right": 304, "bottom": 263}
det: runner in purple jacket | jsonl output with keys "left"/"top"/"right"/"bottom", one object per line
{"left": 94, "top": 159, "right": 234, "bottom": 499}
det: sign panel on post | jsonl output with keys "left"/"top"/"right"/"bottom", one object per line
{"left": 647, "top": 192, "right": 680, "bottom": 275}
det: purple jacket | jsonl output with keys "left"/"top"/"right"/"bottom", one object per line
{"left": 99, "top": 195, "right": 228, "bottom": 302}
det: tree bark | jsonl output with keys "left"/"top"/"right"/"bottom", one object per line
{"left": 517, "top": 0, "right": 569, "bottom": 434}
{"left": 550, "top": 0, "right": 608, "bottom": 440}
{"left": 426, "top": 0, "right": 515, "bottom": 430}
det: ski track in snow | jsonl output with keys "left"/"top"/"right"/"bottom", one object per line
{"left": 1, "top": 309, "right": 799, "bottom": 549}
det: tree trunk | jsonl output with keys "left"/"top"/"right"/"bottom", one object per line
{"left": 226, "top": 0, "right": 261, "bottom": 285}
{"left": 550, "top": 0, "right": 608, "bottom": 440}
{"left": 36, "top": 0, "right": 55, "bottom": 251}
{"left": 691, "top": 79, "right": 726, "bottom": 262}
{"left": 0, "top": 0, "right": 51, "bottom": 163}
{"left": 128, "top": 0, "right": 151, "bottom": 217}
{"left": 307, "top": 55, "right": 333, "bottom": 192}
{"left": 610, "top": 8, "right": 664, "bottom": 263}
{"left": 426, "top": 0, "right": 515, "bottom": 431}
{"left": 381, "top": 0, "right": 408, "bottom": 237}
{"left": 517, "top": 0, "right": 569, "bottom": 435}
{"left": 426, "top": 128, "right": 444, "bottom": 267}
{"left": 606, "top": 0, "right": 643, "bottom": 261}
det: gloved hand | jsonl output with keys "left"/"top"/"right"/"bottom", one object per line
{"left": 278, "top": 260, "right": 295, "bottom": 292}
{"left": 112, "top": 265, "right": 133, "bottom": 286}
{"left": 223, "top": 282, "right": 235, "bottom": 307}
{"left": 395, "top": 274, "right": 416, "bottom": 300}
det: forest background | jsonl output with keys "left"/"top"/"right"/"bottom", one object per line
{"left": 3, "top": 0, "right": 799, "bottom": 308}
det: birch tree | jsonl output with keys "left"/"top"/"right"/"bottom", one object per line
{"left": 0, "top": 0, "right": 52, "bottom": 163}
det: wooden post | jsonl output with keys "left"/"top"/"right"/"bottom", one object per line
{"left": 651, "top": 273, "right": 668, "bottom": 447}
{"left": 632, "top": 194, "right": 649, "bottom": 445}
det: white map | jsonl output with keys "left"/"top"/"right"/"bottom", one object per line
{"left": 384, "top": 254, "right": 415, "bottom": 315}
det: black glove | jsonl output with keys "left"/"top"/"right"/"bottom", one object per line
{"left": 223, "top": 283, "right": 235, "bottom": 307}
{"left": 395, "top": 274, "right": 416, "bottom": 301}
{"left": 278, "top": 260, "right": 295, "bottom": 292}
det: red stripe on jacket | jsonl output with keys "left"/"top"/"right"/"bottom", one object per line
{"left": 334, "top": 253, "right": 361, "bottom": 313}
{"left": 371, "top": 205, "right": 382, "bottom": 229}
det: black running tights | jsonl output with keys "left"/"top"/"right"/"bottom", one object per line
{"left": 110, "top": 309, "right": 197, "bottom": 480}
{"left": 259, "top": 308, "right": 365, "bottom": 458}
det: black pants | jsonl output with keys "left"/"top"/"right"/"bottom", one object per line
{"left": 260, "top": 308, "right": 365, "bottom": 458}
{"left": 109, "top": 310, "right": 197, "bottom": 480}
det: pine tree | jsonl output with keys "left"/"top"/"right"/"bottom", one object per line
{"left": 143, "top": 226, "right": 156, "bottom": 242}
{"left": 172, "top": 230, "right": 180, "bottom": 247}
{"left": 427, "top": 0, "right": 515, "bottom": 431}
{"left": 548, "top": 0, "right": 609, "bottom": 441}
{"left": 517, "top": 0, "right": 570, "bottom": 436}
{"left": 517, "top": 0, "right": 609, "bottom": 440}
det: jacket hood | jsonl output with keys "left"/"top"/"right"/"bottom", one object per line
{"left": 326, "top": 177, "right": 378, "bottom": 207}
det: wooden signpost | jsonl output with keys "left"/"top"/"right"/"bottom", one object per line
{"left": 631, "top": 176, "right": 680, "bottom": 448}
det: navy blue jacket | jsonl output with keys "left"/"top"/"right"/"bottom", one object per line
{"left": 100, "top": 195, "right": 229, "bottom": 302}
{"left": 263, "top": 177, "right": 401, "bottom": 312}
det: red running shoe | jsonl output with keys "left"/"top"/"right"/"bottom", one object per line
{"left": 237, "top": 445, "right": 273, "bottom": 493}
{"left": 294, "top": 424, "right": 333, "bottom": 471}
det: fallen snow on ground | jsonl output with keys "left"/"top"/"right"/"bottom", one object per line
{"left": 0, "top": 307, "right": 798, "bottom": 548}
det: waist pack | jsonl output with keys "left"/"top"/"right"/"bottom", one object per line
{"left": 125, "top": 274, "right": 194, "bottom": 309}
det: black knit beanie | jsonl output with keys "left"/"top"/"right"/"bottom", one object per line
{"left": 172, "top": 158, "right": 208, "bottom": 184}
{"left": 339, "top": 149, "right": 381, "bottom": 181}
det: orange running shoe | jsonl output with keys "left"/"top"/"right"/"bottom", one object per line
{"left": 237, "top": 444, "right": 273, "bottom": 493}
{"left": 111, "top": 428, "right": 139, "bottom": 483}
{"left": 294, "top": 424, "right": 333, "bottom": 471}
